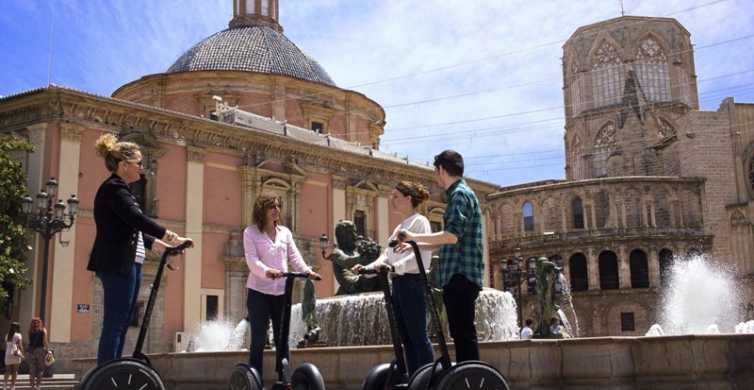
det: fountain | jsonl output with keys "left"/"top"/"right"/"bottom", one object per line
{"left": 645, "top": 253, "right": 753, "bottom": 335}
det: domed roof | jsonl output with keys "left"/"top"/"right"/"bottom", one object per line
{"left": 167, "top": 26, "right": 336, "bottom": 86}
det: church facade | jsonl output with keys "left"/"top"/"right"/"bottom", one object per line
{"left": 488, "top": 16, "right": 754, "bottom": 336}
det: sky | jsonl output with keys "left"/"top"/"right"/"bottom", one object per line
{"left": 1, "top": 0, "right": 753, "bottom": 187}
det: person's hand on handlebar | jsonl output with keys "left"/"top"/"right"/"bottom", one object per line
{"left": 307, "top": 271, "right": 323, "bottom": 281}
{"left": 265, "top": 269, "right": 283, "bottom": 279}
{"left": 351, "top": 264, "right": 365, "bottom": 274}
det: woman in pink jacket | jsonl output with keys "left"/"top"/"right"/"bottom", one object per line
{"left": 243, "top": 192, "right": 321, "bottom": 386}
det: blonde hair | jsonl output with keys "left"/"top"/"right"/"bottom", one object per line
{"left": 95, "top": 133, "right": 141, "bottom": 172}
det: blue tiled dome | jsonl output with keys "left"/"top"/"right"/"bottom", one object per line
{"left": 167, "top": 26, "right": 335, "bottom": 86}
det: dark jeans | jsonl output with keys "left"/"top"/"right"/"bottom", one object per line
{"left": 392, "top": 273, "right": 434, "bottom": 375}
{"left": 247, "top": 288, "right": 287, "bottom": 385}
{"left": 96, "top": 262, "right": 141, "bottom": 365}
{"left": 442, "top": 273, "right": 480, "bottom": 362}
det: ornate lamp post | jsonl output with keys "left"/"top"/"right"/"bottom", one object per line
{"left": 319, "top": 234, "right": 329, "bottom": 258}
{"left": 502, "top": 256, "right": 524, "bottom": 327}
{"left": 21, "top": 177, "right": 79, "bottom": 324}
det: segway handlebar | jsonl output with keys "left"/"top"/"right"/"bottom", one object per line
{"left": 164, "top": 239, "right": 194, "bottom": 257}
{"left": 282, "top": 272, "right": 322, "bottom": 281}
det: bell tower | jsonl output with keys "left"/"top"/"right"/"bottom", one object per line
{"left": 230, "top": 0, "right": 281, "bottom": 31}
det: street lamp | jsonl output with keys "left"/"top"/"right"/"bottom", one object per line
{"left": 319, "top": 234, "right": 329, "bottom": 258}
{"left": 20, "top": 177, "right": 79, "bottom": 324}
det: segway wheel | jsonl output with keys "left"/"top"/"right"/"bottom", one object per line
{"left": 361, "top": 363, "right": 391, "bottom": 390}
{"left": 229, "top": 363, "right": 262, "bottom": 390}
{"left": 291, "top": 362, "right": 326, "bottom": 390}
{"left": 434, "top": 362, "right": 510, "bottom": 390}
{"left": 407, "top": 362, "right": 440, "bottom": 390}
{"left": 78, "top": 359, "right": 164, "bottom": 390}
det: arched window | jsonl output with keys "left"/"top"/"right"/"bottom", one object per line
{"left": 599, "top": 250, "right": 619, "bottom": 289}
{"left": 572, "top": 196, "right": 584, "bottom": 229}
{"left": 522, "top": 202, "right": 535, "bottom": 232}
{"left": 629, "top": 249, "right": 649, "bottom": 288}
{"left": 593, "top": 122, "right": 616, "bottom": 177}
{"left": 569, "top": 253, "right": 588, "bottom": 292}
{"left": 592, "top": 41, "right": 624, "bottom": 107}
{"left": 659, "top": 248, "right": 674, "bottom": 287}
{"left": 635, "top": 38, "right": 670, "bottom": 102}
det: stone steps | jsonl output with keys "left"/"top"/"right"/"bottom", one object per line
{"left": 2, "top": 374, "right": 77, "bottom": 390}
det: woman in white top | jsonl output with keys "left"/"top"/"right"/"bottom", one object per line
{"left": 4, "top": 322, "right": 23, "bottom": 390}
{"left": 353, "top": 181, "right": 434, "bottom": 375}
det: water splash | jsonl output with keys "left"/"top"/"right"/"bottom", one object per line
{"left": 557, "top": 272, "right": 580, "bottom": 337}
{"left": 288, "top": 288, "right": 518, "bottom": 347}
{"left": 191, "top": 320, "right": 249, "bottom": 352}
{"left": 735, "top": 320, "right": 754, "bottom": 333}
{"left": 646, "top": 254, "right": 752, "bottom": 336}
{"left": 645, "top": 324, "right": 664, "bottom": 337}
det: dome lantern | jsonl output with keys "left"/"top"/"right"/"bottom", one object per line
{"left": 231, "top": 0, "right": 281, "bottom": 32}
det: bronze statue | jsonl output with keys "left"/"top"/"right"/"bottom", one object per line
{"left": 298, "top": 278, "right": 322, "bottom": 347}
{"left": 324, "top": 220, "right": 381, "bottom": 295}
{"left": 535, "top": 256, "right": 561, "bottom": 338}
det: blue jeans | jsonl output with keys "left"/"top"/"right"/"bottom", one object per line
{"left": 392, "top": 273, "right": 434, "bottom": 375}
{"left": 247, "top": 288, "right": 287, "bottom": 385}
{"left": 96, "top": 262, "right": 141, "bottom": 365}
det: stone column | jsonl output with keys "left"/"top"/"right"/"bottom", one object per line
{"left": 239, "top": 166, "right": 258, "bottom": 227}
{"left": 587, "top": 247, "right": 599, "bottom": 290}
{"left": 18, "top": 123, "right": 47, "bottom": 331}
{"left": 376, "top": 195, "right": 389, "bottom": 248}
{"left": 618, "top": 245, "right": 630, "bottom": 289}
{"left": 49, "top": 123, "right": 81, "bottom": 343}
{"left": 184, "top": 146, "right": 205, "bottom": 335}
{"left": 331, "top": 178, "right": 347, "bottom": 293}
{"left": 648, "top": 248, "right": 660, "bottom": 288}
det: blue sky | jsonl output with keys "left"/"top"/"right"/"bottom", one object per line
{"left": 2, "top": 0, "right": 753, "bottom": 186}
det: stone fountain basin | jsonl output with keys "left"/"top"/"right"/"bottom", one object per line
{"left": 66, "top": 334, "right": 754, "bottom": 390}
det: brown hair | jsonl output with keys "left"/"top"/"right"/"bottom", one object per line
{"left": 395, "top": 181, "right": 430, "bottom": 208}
{"left": 28, "top": 317, "right": 45, "bottom": 339}
{"left": 94, "top": 133, "right": 141, "bottom": 172}
{"left": 252, "top": 192, "right": 282, "bottom": 231}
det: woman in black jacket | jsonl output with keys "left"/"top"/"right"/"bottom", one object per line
{"left": 89, "top": 133, "right": 190, "bottom": 365}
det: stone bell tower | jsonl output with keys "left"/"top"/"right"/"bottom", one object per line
{"left": 562, "top": 16, "right": 700, "bottom": 180}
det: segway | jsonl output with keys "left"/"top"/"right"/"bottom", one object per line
{"left": 229, "top": 272, "right": 326, "bottom": 390}
{"left": 391, "top": 240, "right": 510, "bottom": 390}
{"left": 358, "top": 267, "right": 410, "bottom": 390}
{"left": 78, "top": 240, "right": 194, "bottom": 390}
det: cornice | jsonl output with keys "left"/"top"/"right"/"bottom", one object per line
{"left": 0, "top": 87, "right": 496, "bottom": 193}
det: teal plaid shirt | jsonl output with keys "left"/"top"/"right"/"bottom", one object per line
{"left": 437, "top": 178, "right": 484, "bottom": 288}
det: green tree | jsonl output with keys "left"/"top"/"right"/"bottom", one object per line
{"left": 0, "top": 135, "right": 33, "bottom": 311}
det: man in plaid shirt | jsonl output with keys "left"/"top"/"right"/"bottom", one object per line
{"left": 398, "top": 150, "right": 483, "bottom": 362}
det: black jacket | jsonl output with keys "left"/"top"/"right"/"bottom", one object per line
{"left": 87, "top": 174, "right": 166, "bottom": 276}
